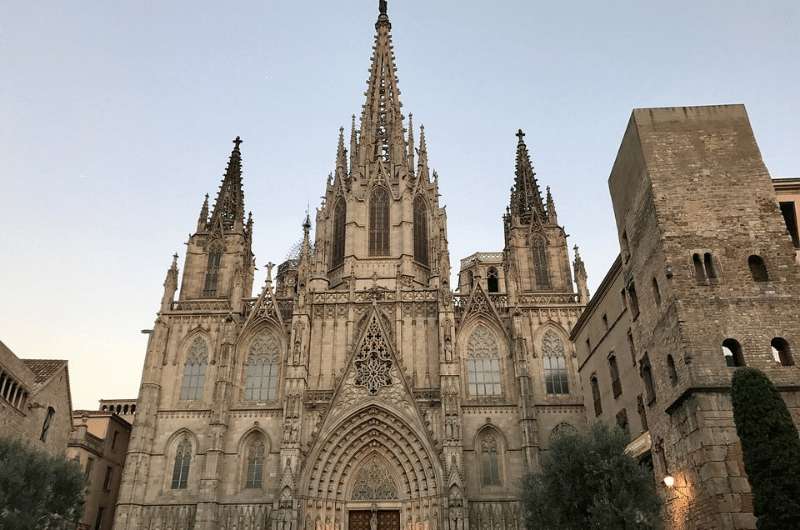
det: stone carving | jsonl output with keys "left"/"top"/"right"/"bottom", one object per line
{"left": 467, "top": 325, "right": 497, "bottom": 358}
{"left": 542, "top": 329, "right": 565, "bottom": 357}
{"left": 351, "top": 457, "right": 398, "bottom": 500}
{"left": 354, "top": 315, "right": 393, "bottom": 395}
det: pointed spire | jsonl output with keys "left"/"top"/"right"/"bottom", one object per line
{"left": 209, "top": 136, "right": 245, "bottom": 232}
{"left": 416, "top": 124, "right": 429, "bottom": 182}
{"left": 510, "top": 129, "right": 546, "bottom": 222}
{"left": 349, "top": 114, "right": 358, "bottom": 178}
{"left": 573, "top": 245, "right": 590, "bottom": 304}
{"left": 197, "top": 193, "right": 209, "bottom": 232}
{"left": 336, "top": 126, "right": 347, "bottom": 175}
{"left": 358, "top": 0, "right": 404, "bottom": 168}
{"left": 546, "top": 186, "right": 558, "bottom": 224}
{"left": 407, "top": 113, "right": 415, "bottom": 178}
{"left": 161, "top": 253, "right": 179, "bottom": 312}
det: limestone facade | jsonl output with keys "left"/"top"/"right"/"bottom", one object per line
{"left": 0, "top": 339, "right": 73, "bottom": 456}
{"left": 113, "top": 3, "right": 588, "bottom": 530}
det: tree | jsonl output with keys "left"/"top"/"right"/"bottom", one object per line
{"left": 522, "top": 423, "right": 661, "bottom": 530}
{"left": 0, "top": 436, "right": 84, "bottom": 529}
{"left": 731, "top": 367, "right": 800, "bottom": 530}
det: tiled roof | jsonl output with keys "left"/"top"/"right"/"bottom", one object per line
{"left": 22, "top": 359, "right": 67, "bottom": 388}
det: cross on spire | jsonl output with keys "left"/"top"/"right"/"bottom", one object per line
{"left": 233, "top": 136, "right": 242, "bottom": 148}
{"left": 516, "top": 129, "right": 525, "bottom": 141}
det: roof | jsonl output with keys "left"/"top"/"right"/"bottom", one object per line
{"left": 22, "top": 359, "right": 67, "bottom": 389}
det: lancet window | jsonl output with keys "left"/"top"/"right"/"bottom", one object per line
{"left": 171, "top": 438, "right": 192, "bottom": 489}
{"left": 331, "top": 198, "right": 346, "bottom": 269}
{"left": 532, "top": 237, "right": 551, "bottom": 289}
{"left": 413, "top": 195, "right": 429, "bottom": 265}
{"left": 542, "top": 330, "right": 569, "bottom": 395}
{"left": 203, "top": 246, "right": 222, "bottom": 297}
{"left": 244, "top": 434, "right": 266, "bottom": 489}
{"left": 466, "top": 325, "right": 502, "bottom": 397}
{"left": 480, "top": 432, "right": 501, "bottom": 486}
{"left": 369, "top": 187, "right": 390, "bottom": 256}
{"left": 244, "top": 332, "right": 280, "bottom": 401}
{"left": 180, "top": 337, "right": 208, "bottom": 401}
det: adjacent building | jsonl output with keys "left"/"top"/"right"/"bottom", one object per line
{"left": 68, "top": 406, "right": 133, "bottom": 530}
{"left": 0, "top": 339, "right": 73, "bottom": 456}
{"left": 572, "top": 104, "right": 800, "bottom": 530}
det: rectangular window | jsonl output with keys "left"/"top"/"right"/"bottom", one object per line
{"left": 544, "top": 356, "right": 569, "bottom": 395}
{"left": 602, "top": 314, "right": 609, "bottom": 331}
{"left": 780, "top": 201, "right": 800, "bottom": 247}
{"left": 467, "top": 358, "right": 502, "bottom": 396}
{"left": 637, "top": 394, "right": 649, "bottom": 431}
{"left": 627, "top": 329, "right": 636, "bottom": 366}
{"left": 621, "top": 288, "right": 627, "bottom": 310}
{"left": 616, "top": 408, "right": 630, "bottom": 438}
{"left": 103, "top": 466, "right": 112, "bottom": 491}
{"left": 94, "top": 507, "right": 104, "bottom": 530}
{"left": 609, "top": 355, "right": 622, "bottom": 398}
{"left": 627, "top": 282, "right": 640, "bottom": 319}
{"left": 85, "top": 457, "right": 94, "bottom": 483}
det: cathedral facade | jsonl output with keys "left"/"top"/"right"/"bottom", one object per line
{"left": 114, "top": 3, "right": 588, "bottom": 529}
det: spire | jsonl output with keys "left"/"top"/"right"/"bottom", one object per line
{"left": 197, "top": 193, "right": 209, "bottom": 232}
{"left": 546, "top": 186, "right": 558, "bottom": 224}
{"left": 573, "top": 245, "right": 590, "bottom": 304}
{"left": 407, "top": 113, "right": 415, "bottom": 178}
{"left": 161, "top": 253, "right": 179, "bottom": 312}
{"left": 349, "top": 114, "right": 358, "bottom": 178}
{"left": 336, "top": 126, "right": 347, "bottom": 177}
{"left": 416, "top": 124, "right": 429, "bottom": 182}
{"left": 209, "top": 136, "right": 245, "bottom": 232}
{"left": 358, "top": 0, "right": 404, "bottom": 168}
{"left": 510, "top": 129, "right": 546, "bottom": 222}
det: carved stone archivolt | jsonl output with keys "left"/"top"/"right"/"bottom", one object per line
{"left": 350, "top": 455, "right": 398, "bottom": 500}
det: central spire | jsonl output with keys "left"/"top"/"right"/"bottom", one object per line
{"left": 510, "top": 129, "right": 546, "bottom": 223}
{"left": 358, "top": 0, "right": 404, "bottom": 170}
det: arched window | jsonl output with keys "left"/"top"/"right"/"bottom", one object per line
{"left": 171, "top": 438, "right": 192, "bottom": 489}
{"left": 652, "top": 277, "right": 662, "bottom": 306}
{"left": 480, "top": 431, "right": 501, "bottom": 486}
{"left": 244, "top": 434, "right": 266, "bottom": 489}
{"left": 771, "top": 337, "right": 794, "bottom": 366}
{"left": 486, "top": 267, "right": 499, "bottom": 293}
{"left": 532, "top": 238, "right": 551, "bottom": 289}
{"left": 466, "top": 326, "right": 502, "bottom": 396}
{"left": 245, "top": 332, "right": 280, "bottom": 401}
{"left": 369, "top": 187, "right": 390, "bottom": 256}
{"left": 608, "top": 354, "right": 621, "bottom": 398}
{"left": 180, "top": 337, "right": 208, "bottom": 401}
{"left": 550, "top": 422, "right": 577, "bottom": 443}
{"left": 40, "top": 407, "right": 55, "bottom": 442}
{"left": 542, "top": 330, "right": 569, "bottom": 395}
{"left": 692, "top": 253, "right": 706, "bottom": 283}
{"left": 591, "top": 376, "right": 602, "bottom": 416}
{"left": 722, "top": 338, "right": 745, "bottom": 368}
{"left": 203, "top": 246, "right": 222, "bottom": 297}
{"left": 704, "top": 253, "right": 717, "bottom": 281}
{"left": 641, "top": 354, "right": 656, "bottom": 405}
{"left": 413, "top": 195, "right": 429, "bottom": 266}
{"left": 667, "top": 354, "right": 679, "bottom": 386}
{"left": 330, "top": 199, "right": 346, "bottom": 269}
{"left": 748, "top": 255, "right": 769, "bottom": 282}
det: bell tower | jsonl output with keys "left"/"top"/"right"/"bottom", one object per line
{"left": 179, "top": 136, "right": 254, "bottom": 309}
{"left": 307, "top": 1, "right": 451, "bottom": 293}
{"left": 503, "top": 129, "right": 575, "bottom": 297}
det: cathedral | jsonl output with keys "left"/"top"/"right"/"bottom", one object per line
{"left": 114, "top": 2, "right": 589, "bottom": 529}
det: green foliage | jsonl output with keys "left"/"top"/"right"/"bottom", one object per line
{"left": 521, "top": 423, "right": 662, "bottom": 530}
{"left": 731, "top": 367, "right": 800, "bottom": 530}
{"left": 0, "top": 436, "right": 84, "bottom": 529}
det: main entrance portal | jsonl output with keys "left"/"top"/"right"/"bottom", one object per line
{"left": 348, "top": 510, "right": 400, "bottom": 530}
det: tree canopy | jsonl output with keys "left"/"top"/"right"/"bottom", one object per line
{"left": 731, "top": 367, "right": 800, "bottom": 530}
{"left": 522, "top": 423, "right": 661, "bottom": 530}
{"left": 0, "top": 436, "right": 84, "bottom": 529}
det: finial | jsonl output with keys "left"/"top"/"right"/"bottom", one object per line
{"left": 171, "top": 253, "right": 179, "bottom": 268}
{"left": 516, "top": 129, "right": 525, "bottom": 142}
{"left": 233, "top": 136, "right": 243, "bottom": 149}
{"left": 379, "top": 0, "right": 387, "bottom": 16}
{"left": 266, "top": 262, "right": 275, "bottom": 280}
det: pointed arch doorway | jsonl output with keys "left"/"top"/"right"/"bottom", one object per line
{"left": 347, "top": 454, "right": 401, "bottom": 530}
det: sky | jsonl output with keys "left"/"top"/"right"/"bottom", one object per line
{"left": 1, "top": 1, "right": 798, "bottom": 410}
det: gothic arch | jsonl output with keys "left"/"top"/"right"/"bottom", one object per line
{"left": 164, "top": 427, "right": 200, "bottom": 455}
{"left": 472, "top": 425, "right": 506, "bottom": 487}
{"left": 237, "top": 428, "right": 270, "bottom": 490}
{"left": 346, "top": 452, "right": 400, "bottom": 501}
{"left": 162, "top": 428, "right": 200, "bottom": 492}
{"left": 235, "top": 426, "right": 272, "bottom": 455}
{"left": 177, "top": 328, "right": 212, "bottom": 364}
{"left": 300, "top": 405, "right": 443, "bottom": 505}
{"left": 533, "top": 323, "right": 570, "bottom": 356}
{"left": 456, "top": 320, "right": 510, "bottom": 399}
{"left": 237, "top": 326, "right": 284, "bottom": 402}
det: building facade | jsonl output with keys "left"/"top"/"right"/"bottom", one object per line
{"left": 573, "top": 104, "right": 800, "bottom": 530}
{"left": 114, "top": 3, "right": 588, "bottom": 530}
{"left": 68, "top": 408, "right": 133, "bottom": 530}
{"left": 0, "top": 339, "right": 73, "bottom": 456}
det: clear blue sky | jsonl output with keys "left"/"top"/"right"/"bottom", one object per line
{"left": 1, "top": 1, "right": 797, "bottom": 410}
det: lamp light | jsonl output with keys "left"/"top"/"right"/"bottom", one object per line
{"left": 663, "top": 475, "right": 675, "bottom": 488}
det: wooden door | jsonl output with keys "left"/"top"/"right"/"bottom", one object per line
{"left": 348, "top": 510, "right": 400, "bottom": 530}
